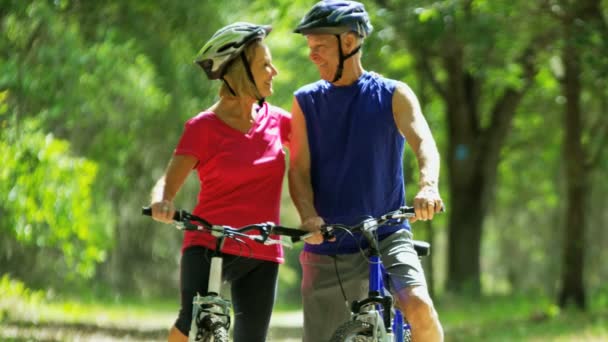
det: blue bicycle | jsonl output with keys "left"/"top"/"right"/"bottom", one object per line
{"left": 302, "top": 206, "right": 431, "bottom": 342}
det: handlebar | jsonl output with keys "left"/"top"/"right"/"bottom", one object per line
{"left": 291, "top": 205, "right": 444, "bottom": 243}
{"left": 142, "top": 207, "right": 308, "bottom": 246}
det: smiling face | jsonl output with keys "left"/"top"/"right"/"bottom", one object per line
{"left": 306, "top": 34, "right": 340, "bottom": 82}
{"left": 219, "top": 40, "right": 278, "bottom": 99}
{"left": 250, "top": 43, "right": 278, "bottom": 98}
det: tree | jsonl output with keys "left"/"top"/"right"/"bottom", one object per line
{"left": 373, "top": 0, "right": 555, "bottom": 294}
{"left": 0, "top": 94, "right": 110, "bottom": 288}
{"left": 554, "top": 0, "right": 608, "bottom": 309}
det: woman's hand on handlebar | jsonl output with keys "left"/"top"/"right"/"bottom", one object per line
{"left": 149, "top": 200, "right": 175, "bottom": 223}
{"left": 301, "top": 216, "right": 326, "bottom": 245}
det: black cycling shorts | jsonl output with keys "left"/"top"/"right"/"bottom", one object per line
{"left": 174, "top": 246, "right": 279, "bottom": 342}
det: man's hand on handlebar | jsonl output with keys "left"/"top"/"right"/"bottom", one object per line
{"left": 410, "top": 186, "right": 444, "bottom": 223}
{"left": 300, "top": 216, "right": 326, "bottom": 245}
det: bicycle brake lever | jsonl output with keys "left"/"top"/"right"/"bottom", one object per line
{"left": 322, "top": 226, "right": 335, "bottom": 241}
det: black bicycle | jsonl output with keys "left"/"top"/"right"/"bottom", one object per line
{"left": 142, "top": 207, "right": 307, "bottom": 342}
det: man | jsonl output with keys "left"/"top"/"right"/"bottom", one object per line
{"left": 288, "top": 1, "right": 444, "bottom": 341}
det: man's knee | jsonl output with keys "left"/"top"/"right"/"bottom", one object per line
{"left": 396, "top": 286, "right": 439, "bottom": 325}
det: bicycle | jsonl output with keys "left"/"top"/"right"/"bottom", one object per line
{"left": 142, "top": 207, "right": 307, "bottom": 342}
{"left": 293, "top": 206, "right": 432, "bottom": 342}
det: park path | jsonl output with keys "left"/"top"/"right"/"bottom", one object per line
{"left": 0, "top": 311, "right": 304, "bottom": 342}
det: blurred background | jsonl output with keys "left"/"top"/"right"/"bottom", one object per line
{"left": 1, "top": 0, "right": 607, "bottom": 341}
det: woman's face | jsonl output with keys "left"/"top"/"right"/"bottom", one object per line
{"left": 250, "top": 43, "right": 278, "bottom": 98}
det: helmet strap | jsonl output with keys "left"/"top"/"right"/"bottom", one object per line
{"left": 221, "top": 77, "right": 237, "bottom": 96}
{"left": 332, "top": 34, "right": 362, "bottom": 83}
{"left": 240, "top": 52, "right": 266, "bottom": 109}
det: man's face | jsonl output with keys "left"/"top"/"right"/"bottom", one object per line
{"left": 305, "top": 34, "right": 340, "bottom": 82}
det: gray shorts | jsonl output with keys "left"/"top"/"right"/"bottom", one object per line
{"left": 300, "top": 229, "right": 427, "bottom": 342}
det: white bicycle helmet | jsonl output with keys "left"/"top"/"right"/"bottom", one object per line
{"left": 195, "top": 22, "right": 272, "bottom": 80}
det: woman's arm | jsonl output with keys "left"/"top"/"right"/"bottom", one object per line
{"left": 149, "top": 154, "right": 198, "bottom": 223}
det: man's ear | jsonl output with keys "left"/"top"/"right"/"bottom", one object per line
{"left": 342, "top": 32, "right": 358, "bottom": 54}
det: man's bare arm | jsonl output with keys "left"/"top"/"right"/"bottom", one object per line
{"left": 392, "top": 82, "right": 443, "bottom": 221}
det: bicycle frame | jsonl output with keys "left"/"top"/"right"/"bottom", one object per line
{"left": 326, "top": 206, "right": 437, "bottom": 342}
{"left": 351, "top": 226, "right": 409, "bottom": 342}
{"left": 141, "top": 206, "right": 307, "bottom": 342}
{"left": 188, "top": 232, "right": 232, "bottom": 342}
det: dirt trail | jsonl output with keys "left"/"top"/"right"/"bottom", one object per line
{"left": 0, "top": 311, "right": 304, "bottom": 342}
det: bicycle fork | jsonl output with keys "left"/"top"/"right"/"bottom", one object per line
{"left": 189, "top": 256, "right": 231, "bottom": 342}
{"left": 345, "top": 254, "right": 394, "bottom": 341}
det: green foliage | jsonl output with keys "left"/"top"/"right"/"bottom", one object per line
{"left": 0, "top": 275, "right": 44, "bottom": 322}
{"left": 1, "top": 0, "right": 607, "bottom": 309}
{"left": 0, "top": 109, "right": 110, "bottom": 280}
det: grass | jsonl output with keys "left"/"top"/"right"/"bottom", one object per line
{"left": 1, "top": 275, "right": 607, "bottom": 341}
{"left": 437, "top": 293, "right": 608, "bottom": 341}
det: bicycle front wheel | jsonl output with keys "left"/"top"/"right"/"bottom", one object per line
{"left": 192, "top": 315, "right": 229, "bottom": 342}
{"left": 329, "top": 320, "right": 376, "bottom": 342}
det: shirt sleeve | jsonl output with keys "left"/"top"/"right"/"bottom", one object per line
{"left": 174, "top": 115, "right": 210, "bottom": 167}
{"left": 272, "top": 106, "right": 292, "bottom": 146}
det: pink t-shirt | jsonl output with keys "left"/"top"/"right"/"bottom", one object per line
{"left": 174, "top": 102, "right": 291, "bottom": 263}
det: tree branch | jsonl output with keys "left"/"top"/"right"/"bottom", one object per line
{"left": 587, "top": 97, "right": 608, "bottom": 169}
{"left": 417, "top": 55, "right": 448, "bottom": 101}
{"left": 481, "top": 32, "right": 555, "bottom": 159}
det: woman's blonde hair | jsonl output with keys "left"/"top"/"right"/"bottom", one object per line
{"left": 219, "top": 39, "right": 263, "bottom": 99}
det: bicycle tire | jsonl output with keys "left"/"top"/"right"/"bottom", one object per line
{"left": 192, "top": 315, "right": 229, "bottom": 342}
{"left": 329, "top": 320, "right": 375, "bottom": 342}
{"left": 403, "top": 329, "right": 412, "bottom": 342}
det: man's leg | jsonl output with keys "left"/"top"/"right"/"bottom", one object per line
{"left": 300, "top": 251, "right": 368, "bottom": 342}
{"left": 381, "top": 230, "right": 444, "bottom": 342}
{"left": 395, "top": 286, "right": 443, "bottom": 342}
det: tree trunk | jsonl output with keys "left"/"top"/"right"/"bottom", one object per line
{"left": 443, "top": 46, "right": 486, "bottom": 295}
{"left": 557, "top": 17, "right": 587, "bottom": 309}
{"left": 442, "top": 42, "right": 536, "bottom": 295}
{"left": 446, "top": 178, "right": 485, "bottom": 294}
{"left": 372, "top": 0, "right": 543, "bottom": 296}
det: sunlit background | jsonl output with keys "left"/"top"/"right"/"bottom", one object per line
{"left": 1, "top": 0, "right": 607, "bottom": 340}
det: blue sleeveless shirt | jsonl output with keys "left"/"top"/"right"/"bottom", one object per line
{"left": 295, "top": 72, "right": 410, "bottom": 255}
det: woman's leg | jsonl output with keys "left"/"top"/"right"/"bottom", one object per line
{"left": 172, "top": 246, "right": 212, "bottom": 340}
{"left": 229, "top": 260, "right": 279, "bottom": 342}
{"left": 168, "top": 325, "right": 187, "bottom": 342}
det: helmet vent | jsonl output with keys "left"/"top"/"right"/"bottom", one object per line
{"left": 218, "top": 43, "right": 236, "bottom": 53}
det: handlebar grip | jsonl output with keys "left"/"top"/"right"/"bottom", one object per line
{"left": 291, "top": 235, "right": 304, "bottom": 243}
{"left": 291, "top": 232, "right": 317, "bottom": 243}
{"left": 290, "top": 230, "right": 331, "bottom": 243}
{"left": 402, "top": 206, "right": 415, "bottom": 214}
{"left": 401, "top": 205, "right": 446, "bottom": 213}
{"left": 141, "top": 207, "right": 182, "bottom": 221}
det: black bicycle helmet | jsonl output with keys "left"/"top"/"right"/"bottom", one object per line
{"left": 294, "top": 0, "right": 373, "bottom": 38}
{"left": 294, "top": 1, "right": 372, "bottom": 83}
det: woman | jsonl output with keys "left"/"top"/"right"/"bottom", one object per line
{"left": 148, "top": 22, "right": 290, "bottom": 342}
